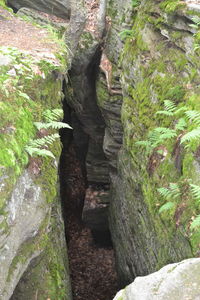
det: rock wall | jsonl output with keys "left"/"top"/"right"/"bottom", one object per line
{"left": 113, "top": 258, "right": 200, "bottom": 300}
{"left": 104, "top": 0, "right": 200, "bottom": 286}
{"left": 0, "top": 7, "right": 72, "bottom": 299}
{"left": 7, "top": 0, "right": 70, "bottom": 19}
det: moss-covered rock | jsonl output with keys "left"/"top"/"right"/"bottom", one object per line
{"left": 0, "top": 8, "right": 72, "bottom": 300}
{"left": 106, "top": 0, "right": 200, "bottom": 286}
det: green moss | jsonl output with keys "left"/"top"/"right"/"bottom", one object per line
{"left": 0, "top": 0, "right": 11, "bottom": 9}
{"left": 160, "top": 0, "right": 186, "bottom": 13}
{"left": 7, "top": 216, "right": 50, "bottom": 282}
{"left": 0, "top": 45, "right": 65, "bottom": 212}
{"left": 7, "top": 200, "right": 71, "bottom": 300}
{"left": 119, "top": 0, "right": 200, "bottom": 261}
{"left": 0, "top": 10, "right": 70, "bottom": 299}
{"left": 96, "top": 79, "right": 109, "bottom": 105}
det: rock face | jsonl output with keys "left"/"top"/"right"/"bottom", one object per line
{"left": 113, "top": 258, "right": 200, "bottom": 300}
{"left": 17, "top": 7, "right": 68, "bottom": 30}
{"left": 7, "top": 0, "right": 70, "bottom": 19}
{"left": 0, "top": 8, "right": 72, "bottom": 299}
{"left": 104, "top": 0, "right": 200, "bottom": 286}
{"left": 63, "top": 3, "right": 112, "bottom": 237}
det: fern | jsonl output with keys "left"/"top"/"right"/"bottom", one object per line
{"left": 34, "top": 121, "right": 72, "bottom": 130}
{"left": 181, "top": 127, "right": 200, "bottom": 145}
{"left": 190, "top": 184, "right": 200, "bottom": 202}
{"left": 156, "top": 100, "right": 177, "bottom": 115}
{"left": 136, "top": 127, "right": 177, "bottom": 154}
{"left": 164, "top": 100, "right": 177, "bottom": 112}
{"left": 158, "top": 183, "right": 180, "bottom": 200}
{"left": 175, "top": 118, "right": 187, "bottom": 131}
{"left": 43, "top": 108, "right": 63, "bottom": 122}
{"left": 158, "top": 202, "right": 175, "bottom": 214}
{"left": 156, "top": 110, "right": 174, "bottom": 116}
{"left": 158, "top": 183, "right": 180, "bottom": 214}
{"left": 190, "top": 215, "right": 200, "bottom": 231}
{"left": 189, "top": 16, "right": 200, "bottom": 29}
{"left": 25, "top": 109, "right": 72, "bottom": 158}
{"left": 25, "top": 147, "right": 55, "bottom": 158}
{"left": 154, "top": 127, "right": 177, "bottom": 140}
{"left": 184, "top": 110, "right": 200, "bottom": 125}
{"left": 28, "top": 133, "right": 60, "bottom": 148}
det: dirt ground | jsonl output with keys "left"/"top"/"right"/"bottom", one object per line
{"left": 0, "top": 7, "right": 66, "bottom": 63}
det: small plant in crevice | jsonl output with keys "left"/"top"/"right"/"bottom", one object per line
{"left": 25, "top": 109, "right": 72, "bottom": 158}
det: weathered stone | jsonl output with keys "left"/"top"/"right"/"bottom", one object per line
{"left": 106, "top": 0, "right": 196, "bottom": 286}
{"left": 64, "top": 30, "right": 110, "bottom": 186}
{"left": 96, "top": 73, "right": 123, "bottom": 171}
{"left": 7, "top": 0, "right": 70, "bottom": 19}
{"left": 82, "top": 186, "right": 110, "bottom": 231}
{"left": 17, "top": 7, "right": 69, "bottom": 30}
{"left": 86, "top": 139, "right": 109, "bottom": 184}
{"left": 0, "top": 12, "right": 72, "bottom": 299}
{"left": 0, "top": 55, "right": 12, "bottom": 66}
{"left": 0, "top": 171, "right": 47, "bottom": 299}
{"left": 113, "top": 258, "right": 200, "bottom": 300}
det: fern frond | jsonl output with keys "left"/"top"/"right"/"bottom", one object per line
{"left": 34, "top": 121, "right": 72, "bottom": 130}
{"left": 175, "top": 118, "right": 187, "bottom": 131}
{"left": 158, "top": 183, "right": 180, "bottom": 200}
{"left": 154, "top": 127, "right": 177, "bottom": 140}
{"left": 184, "top": 110, "right": 200, "bottom": 125}
{"left": 43, "top": 108, "right": 63, "bottom": 122}
{"left": 157, "top": 187, "right": 173, "bottom": 200}
{"left": 180, "top": 127, "right": 200, "bottom": 144}
{"left": 191, "top": 16, "right": 200, "bottom": 26}
{"left": 25, "top": 147, "right": 55, "bottom": 158}
{"left": 164, "top": 100, "right": 177, "bottom": 112}
{"left": 190, "top": 184, "right": 200, "bottom": 202}
{"left": 158, "top": 202, "right": 175, "bottom": 214}
{"left": 174, "top": 106, "right": 188, "bottom": 115}
{"left": 190, "top": 215, "right": 200, "bottom": 231}
{"left": 135, "top": 140, "right": 150, "bottom": 147}
{"left": 46, "top": 121, "right": 72, "bottom": 130}
{"left": 28, "top": 134, "right": 60, "bottom": 148}
{"left": 156, "top": 111, "right": 174, "bottom": 116}
{"left": 34, "top": 122, "right": 50, "bottom": 130}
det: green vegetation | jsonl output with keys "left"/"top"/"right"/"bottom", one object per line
{"left": 119, "top": 29, "right": 133, "bottom": 41}
{"left": 136, "top": 99, "right": 200, "bottom": 244}
{"left": 0, "top": 0, "right": 7, "bottom": 8}
{"left": 131, "top": 0, "right": 141, "bottom": 8}
{"left": 159, "top": 0, "right": 186, "bottom": 13}
{"left": 0, "top": 47, "right": 65, "bottom": 178}
{"left": 119, "top": 0, "right": 200, "bottom": 258}
{"left": 189, "top": 16, "right": 200, "bottom": 52}
{"left": 0, "top": 43, "right": 66, "bottom": 210}
{"left": 25, "top": 109, "right": 72, "bottom": 158}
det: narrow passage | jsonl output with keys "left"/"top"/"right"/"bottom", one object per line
{"left": 60, "top": 144, "right": 118, "bottom": 300}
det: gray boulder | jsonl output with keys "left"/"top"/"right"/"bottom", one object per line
{"left": 113, "top": 258, "right": 200, "bottom": 300}
{"left": 7, "top": 0, "right": 70, "bottom": 19}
